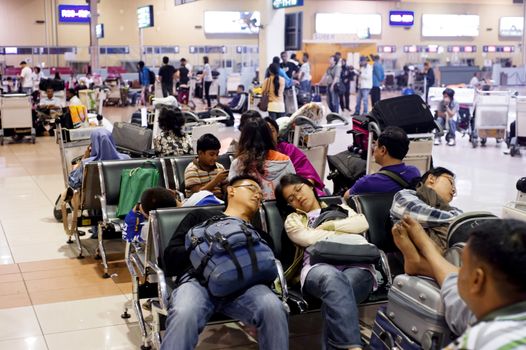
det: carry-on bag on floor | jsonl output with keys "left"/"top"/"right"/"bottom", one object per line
{"left": 370, "top": 95, "right": 437, "bottom": 134}
{"left": 112, "top": 122, "right": 152, "bottom": 155}
{"left": 284, "top": 87, "right": 298, "bottom": 115}
{"left": 370, "top": 306, "right": 421, "bottom": 350}
{"left": 312, "top": 85, "right": 322, "bottom": 103}
{"left": 385, "top": 274, "right": 455, "bottom": 349}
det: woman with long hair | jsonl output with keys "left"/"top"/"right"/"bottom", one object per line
{"left": 153, "top": 108, "right": 193, "bottom": 156}
{"left": 263, "top": 63, "right": 285, "bottom": 120}
{"left": 275, "top": 174, "right": 375, "bottom": 350}
{"left": 202, "top": 56, "right": 213, "bottom": 108}
{"left": 228, "top": 111, "right": 295, "bottom": 200}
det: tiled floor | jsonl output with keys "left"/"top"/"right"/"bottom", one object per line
{"left": 0, "top": 93, "right": 524, "bottom": 349}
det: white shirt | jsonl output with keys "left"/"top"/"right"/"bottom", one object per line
{"left": 203, "top": 63, "right": 213, "bottom": 82}
{"left": 21, "top": 66, "right": 33, "bottom": 88}
{"left": 299, "top": 62, "right": 311, "bottom": 82}
{"left": 358, "top": 64, "right": 373, "bottom": 89}
{"left": 39, "top": 96, "right": 63, "bottom": 108}
{"left": 469, "top": 76, "right": 479, "bottom": 87}
{"left": 67, "top": 95, "right": 83, "bottom": 107}
{"left": 32, "top": 72, "right": 43, "bottom": 90}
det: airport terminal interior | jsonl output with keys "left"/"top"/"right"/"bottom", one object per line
{"left": 1, "top": 0, "right": 526, "bottom": 349}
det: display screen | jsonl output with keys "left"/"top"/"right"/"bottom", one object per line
{"left": 499, "top": 17, "right": 523, "bottom": 37}
{"left": 483, "top": 45, "right": 515, "bottom": 53}
{"left": 96, "top": 24, "right": 104, "bottom": 39}
{"left": 58, "top": 5, "right": 91, "bottom": 23}
{"left": 204, "top": 11, "right": 260, "bottom": 34}
{"left": 273, "top": 0, "right": 304, "bottom": 9}
{"left": 378, "top": 45, "right": 396, "bottom": 53}
{"left": 389, "top": 11, "right": 414, "bottom": 26}
{"left": 315, "top": 13, "right": 382, "bottom": 35}
{"left": 4, "top": 47, "right": 17, "bottom": 54}
{"left": 422, "top": 14, "right": 479, "bottom": 37}
{"left": 137, "top": 6, "right": 154, "bottom": 29}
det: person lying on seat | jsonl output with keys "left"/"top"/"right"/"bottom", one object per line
{"left": 344, "top": 126, "right": 421, "bottom": 200}
{"left": 275, "top": 174, "right": 374, "bottom": 350}
{"left": 265, "top": 117, "right": 326, "bottom": 196}
{"left": 162, "top": 175, "right": 289, "bottom": 350}
{"left": 184, "top": 133, "right": 228, "bottom": 199}
{"left": 390, "top": 167, "right": 463, "bottom": 253}
{"left": 228, "top": 84, "right": 248, "bottom": 114}
{"left": 391, "top": 215, "right": 526, "bottom": 350}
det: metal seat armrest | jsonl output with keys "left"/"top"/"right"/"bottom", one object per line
{"left": 274, "top": 259, "right": 289, "bottom": 313}
{"left": 147, "top": 260, "right": 170, "bottom": 312}
{"left": 378, "top": 249, "right": 392, "bottom": 289}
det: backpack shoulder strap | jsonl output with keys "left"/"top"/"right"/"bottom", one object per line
{"left": 377, "top": 169, "right": 410, "bottom": 189}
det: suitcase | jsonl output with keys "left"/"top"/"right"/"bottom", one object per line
{"left": 385, "top": 274, "right": 455, "bottom": 349}
{"left": 284, "top": 88, "right": 297, "bottom": 115}
{"left": 447, "top": 212, "right": 498, "bottom": 247}
{"left": 297, "top": 91, "right": 312, "bottom": 107}
{"left": 370, "top": 95, "right": 437, "bottom": 134}
{"left": 370, "top": 306, "right": 421, "bottom": 350}
{"left": 312, "top": 85, "right": 322, "bottom": 103}
{"left": 112, "top": 122, "right": 152, "bottom": 155}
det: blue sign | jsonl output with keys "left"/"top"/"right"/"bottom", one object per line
{"left": 273, "top": 0, "right": 304, "bottom": 9}
{"left": 389, "top": 10, "right": 414, "bottom": 26}
{"left": 58, "top": 5, "right": 91, "bottom": 23}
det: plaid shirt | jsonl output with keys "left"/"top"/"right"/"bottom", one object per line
{"left": 390, "top": 189, "right": 463, "bottom": 227}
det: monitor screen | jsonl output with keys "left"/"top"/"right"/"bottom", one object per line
{"left": 204, "top": 11, "right": 260, "bottom": 34}
{"left": 58, "top": 5, "right": 91, "bottom": 23}
{"left": 315, "top": 13, "right": 382, "bottom": 35}
{"left": 96, "top": 24, "right": 104, "bottom": 39}
{"left": 422, "top": 14, "right": 479, "bottom": 37}
{"left": 389, "top": 11, "right": 414, "bottom": 26}
{"left": 499, "top": 17, "right": 523, "bottom": 37}
{"left": 137, "top": 6, "right": 154, "bottom": 29}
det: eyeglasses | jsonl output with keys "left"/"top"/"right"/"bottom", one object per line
{"left": 233, "top": 184, "right": 264, "bottom": 198}
{"left": 286, "top": 183, "right": 307, "bottom": 204}
{"left": 440, "top": 175, "right": 457, "bottom": 196}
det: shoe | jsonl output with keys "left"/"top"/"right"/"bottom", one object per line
{"left": 351, "top": 113, "right": 360, "bottom": 116}
{"left": 434, "top": 138, "right": 441, "bottom": 146}
{"left": 447, "top": 139, "right": 456, "bottom": 146}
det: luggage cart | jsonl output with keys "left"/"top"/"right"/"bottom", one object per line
{"left": 182, "top": 109, "right": 226, "bottom": 151}
{"left": 0, "top": 94, "right": 35, "bottom": 145}
{"left": 472, "top": 90, "right": 510, "bottom": 147}
{"left": 508, "top": 96, "right": 526, "bottom": 157}
{"left": 502, "top": 177, "right": 526, "bottom": 222}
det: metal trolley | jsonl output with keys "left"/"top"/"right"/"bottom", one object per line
{"left": 0, "top": 93, "right": 35, "bottom": 145}
{"left": 508, "top": 96, "right": 526, "bottom": 157}
{"left": 472, "top": 90, "right": 510, "bottom": 147}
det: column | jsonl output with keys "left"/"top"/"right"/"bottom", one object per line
{"left": 90, "top": 0, "right": 100, "bottom": 71}
{"left": 258, "top": 0, "right": 285, "bottom": 81}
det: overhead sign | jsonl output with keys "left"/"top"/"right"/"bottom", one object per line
{"left": 58, "top": 5, "right": 91, "bottom": 23}
{"left": 204, "top": 11, "right": 260, "bottom": 34}
{"left": 137, "top": 5, "right": 154, "bottom": 29}
{"left": 273, "top": 0, "right": 304, "bottom": 9}
{"left": 389, "top": 11, "right": 414, "bottom": 26}
{"left": 96, "top": 24, "right": 104, "bottom": 39}
{"left": 499, "top": 17, "right": 523, "bottom": 37}
{"left": 422, "top": 14, "right": 479, "bottom": 37}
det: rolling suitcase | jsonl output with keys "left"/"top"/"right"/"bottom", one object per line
{"left": 370, "top": 306, "right": 421, "bottom": 350}
{"left": 112, "top": 122, "right": 152, "bottom": 156}
{"left": 385, "top": 274, "right": 455, "bottom": 349}
{"left": 370, "top": 95, "right": 437, "bottom": 134}
{"left": 312, "top": 85, "right": 322, "bottom": 103}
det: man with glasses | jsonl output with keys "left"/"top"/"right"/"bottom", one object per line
{"left": 390, "top": 167, "right": 463, "bottom": 253}
{"left": 162, "top": 175, "right": 289, "bottom": 350}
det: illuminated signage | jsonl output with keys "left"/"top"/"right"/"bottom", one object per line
{"left": 204, "top": 11, "right": 260, "bottom": 34}
{"left": 499, "top": 17, "right": 523, "bottom": 37}
{"left": 447, "top": 45, "right": 477, "bottom": 53}
{"left": 273, "top": 0, "right": 304, "bottom": 9}
{"left": 378, "top": 45, "right": 396, "bottom": 53}
{"left": 58, "top": 5, "right": 90, "bottom": 23}
{"left": 483, "top": 45, "right": 515, "bottom": 53}
{"left": 422, "top": 14, "right": 479, "bottom": 37}
{"left": 96, "top": 24, "right": 104, "bottom": 39}
{"left": 315, "top": 13, "right": 382, "bottom": 35}
{"left": 137, "top": 6, "right": 154, "bottom": 29}
{"left": 389, "top": 11, "right": 414, "bottom": 26}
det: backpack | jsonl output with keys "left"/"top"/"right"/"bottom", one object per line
{"left": 185, "top": 216, "right": 278, "bottom": 297}
{"left": 148, "top": 69, "right": 156, "bottom": 85}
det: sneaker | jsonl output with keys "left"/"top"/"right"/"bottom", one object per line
{"left": 447, "top": 139, "right": 456, "bottom": 146}
{"left": 434, "top": 138, "right": 441, "bottom": 146}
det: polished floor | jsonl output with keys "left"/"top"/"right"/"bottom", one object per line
{"left": 0, "top": 93, "right": 524, "bottom": 349}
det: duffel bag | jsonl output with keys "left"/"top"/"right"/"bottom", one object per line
{"left": 185, "top": 216, "right": 277, "bottom": 297}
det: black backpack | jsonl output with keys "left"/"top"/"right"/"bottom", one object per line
{"left": 148, "top": 69, "right": 156, "bottom": 85}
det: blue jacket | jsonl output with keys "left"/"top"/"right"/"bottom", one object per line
{"left": 279, "top": 68, "right": 293, "bottom": 88}
{"left": 139, "top": 67, "right": 150, "bottom": 86}
{"left": 372, "top": 62, "right": 385, "bottom": 88}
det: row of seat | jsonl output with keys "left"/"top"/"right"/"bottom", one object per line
{"left": 123, "top": 192, "right": 400, "bottom": 349}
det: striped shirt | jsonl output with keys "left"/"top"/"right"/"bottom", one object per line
{"left": 443, "top": 301, "right": 526, "bottom": 350}
{"left": 184, "top": 160, "right": 225, "bottom": 198}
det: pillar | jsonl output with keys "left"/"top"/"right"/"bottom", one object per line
{"left": 258, "top": 0, "right": 285, "bottom": 81}
{"left": 90, "top": 0, "right": 100, "bottom": 71}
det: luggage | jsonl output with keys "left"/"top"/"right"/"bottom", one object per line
{"left": 177, "top": 86, "right": 190, "bottom": 105}
{"left": 116, "top": 162, "right": 160, "bottom": 217}
{"left": 326, "top": 150, "right": 366, "bottom": 195}
{"left": 370, "top": 95, "right": 437, "bottom": 134}
{"left": 112, "top": 122, "right": 153, "bottom": 155}
{"left": 297, "top": 91, "right": 312, "bottom": 107}
{"left": 284, "top": 88, "right": 297, "bottom": 115}
{"left": 312, "top": 85, "right": 322, "bottom": 103}
{"left": 447, "top": 211, "right": 498, "bottom": 247}
{"left": 185, "top": 216, "right": 278, "bottom": 297}
{"left": 384, "top": 274, "right": 455, "bottom": 349}
{"left": 130, "top": 111, "right": 142, "bottom": 125}
{"left": 370, "top": 306, "right": 421, "bottom": 350}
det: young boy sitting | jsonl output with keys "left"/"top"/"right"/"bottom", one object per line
{"left": 184, "top": 133, "right": 229, "bottom": 199}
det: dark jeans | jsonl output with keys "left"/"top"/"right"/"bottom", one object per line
{"left": 204, "top": 81, "right": 212, "bottom": 107}
{"left": 339, "top": 83, "right": 351, "bottom": 111}
{"left": 161, "top": 82, "right": 173, "bottom": 97}
{"left": 327, "top": 87, "right": 340, "bottom": 113}
{"left": 370, "top": 86, "right": 381, "bottom": 107}
{"left": 268, "top": 111, "right": 283, "bottom": 120}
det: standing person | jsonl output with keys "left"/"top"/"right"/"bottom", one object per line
{"left": 202, "top": 56, "right": 213, "bottom": 109}
{"left": 177, "top": 58, "right": 190, "bottom": 87}
{"left": 435, "top": 88, "right": 459, "bottom": 146}
{"left": 298, "top": 53, "right": 312, "bottom": 94}
{"left": 280, "top": 51, "right": 299, "bottom": 80}
{"left": 339, "top": 59, "right": 354, "bottom": 112}
{"left": 32, "top": 67, "right": 43, "bottom": 91}
{"left": 137, "top": 61, "right": 151, "bottom": 105}
{"left": 371, "top": 55, "right": 385, "bottom": 107}
{"left": 424, "top": 61, "right": 435, "bottom": 104}
{"left": 320, "top": 55, "right": 342, "bottom": 114}
{"left": 352, "top": 57, "right": 373, "bottom": 116}
{"left": 263, "top": 63, "right": 285, "bottom": 120}
{"left": 19, "top": 61, "right": 33, "bottom": 95}
{"left": 158, "top": 56, "right": 176, "bottom": 97}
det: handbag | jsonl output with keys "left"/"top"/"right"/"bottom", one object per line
{"left": 116, "top": 162, "right": 160, "bottom": 217}
{"left": 306, "top": 234, "right": 380, "bottom": 265}
{"left": 257, "top": 80, "right": 270, "bottom": 112}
